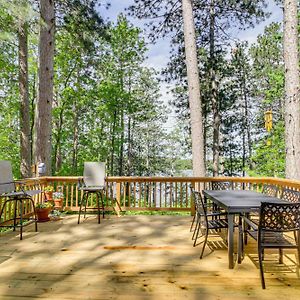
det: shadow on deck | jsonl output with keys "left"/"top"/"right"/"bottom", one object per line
{"left": 0, "top": 215, "right": 299, "bottom": 299}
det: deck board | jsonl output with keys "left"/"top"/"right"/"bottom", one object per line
{"left": 0, "top": 215, "right": 299, "bottom": 299}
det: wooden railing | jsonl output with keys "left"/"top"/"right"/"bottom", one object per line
{"left": 1, "top": 176, "right": 300, "bottom": 224}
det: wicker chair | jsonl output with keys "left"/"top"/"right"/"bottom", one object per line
{"left": 78, "top": 162, "right": 106, "bottom": 224}
{"left": 244, "top": 202, "right": 300, "bottom": 289}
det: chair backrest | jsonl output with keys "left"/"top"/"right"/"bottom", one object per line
{"left": 0, "top": 161, "right": 15, "bottom": 194}
{"left": 262, "top": 184, "right": 278, "bottom": 197}
{"left": 211, "top": 181, "right": 232, "bottom": 190}
{"left": 259, "top": 202, "right": 300, "bottom": 232}
{"left": 83, "top": 162, "right": 106, "bottom": 187}
{"left": 281, "top": 188, "right": 300, "bottom": 203}
{"left": 191, "top": 189, "right": 208, "bottom": 226}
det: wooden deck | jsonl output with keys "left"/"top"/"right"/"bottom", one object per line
{"left": 0, "top": 215, "right": 300, "bottom": 299}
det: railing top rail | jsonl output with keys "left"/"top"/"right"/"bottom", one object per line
{"left": 19, "top": 176, "right": 300, "bottom": 189}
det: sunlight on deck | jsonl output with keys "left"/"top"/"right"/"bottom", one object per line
{"left": 0, "top": 215, "right": 299, "bottom": 299}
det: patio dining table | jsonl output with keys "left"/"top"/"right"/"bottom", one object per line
{"left": 202, "top": 189, "right": 287, "bottom": 269}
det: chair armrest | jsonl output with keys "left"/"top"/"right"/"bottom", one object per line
{"left": 207, "top": 211, "right": 227, "bottom": 217}
{"left": 243, "top": 216, "right": 258, "bottom": 231}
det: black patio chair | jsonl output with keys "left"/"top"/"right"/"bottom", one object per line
{"left": 0, "top": 160, "right": 41, "bottom": 240}
{"left": 191, "top": 189, "right": 236, "bottom": 258}
{"left": 262, "top": 184, "right": 279, "bottom": 197}
{"left": 243, "top": 202, "right": 300, "bottom": 289}
{"left": 211, "top": 181, "right": 233, "bottom": 190}
{"left": 244, "top": 184, "right": 280, "bottom": 245}
{"left": 281, "top": 188, "right": 300, "bottom": 203}
{"left": 78, "top": 162, "right": 106, "bottom": 224}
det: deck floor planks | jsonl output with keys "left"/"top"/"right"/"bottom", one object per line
{"left": 0, "top": 215, "right": 299, "bottom": 299}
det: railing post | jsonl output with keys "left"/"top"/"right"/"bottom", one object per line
{"left": 114, "top": 182, "right": 121, "bottom": 217}
{"left": 191, "top": 182, "right": 195, "bottom": 216}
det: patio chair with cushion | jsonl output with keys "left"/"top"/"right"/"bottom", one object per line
{"left": 0, "top": 160, "right": 40, "bottom": 240}
{"left": 78, "top": 162, "right": 106, "bottom": 224}
{"left": 243, "top": 202, "right": 300, "bottom": 289}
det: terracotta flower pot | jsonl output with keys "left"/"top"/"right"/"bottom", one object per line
{"left": 36, "top": 207, "right": 51, "bottom": 222}
{"left": 44, "top": 191, "right": 53, "bottom": 201}
{"left": 54, "top": 198, "right": 63, "bottom": 210}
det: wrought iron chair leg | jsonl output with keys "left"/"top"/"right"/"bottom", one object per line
{"left": 96, "top": 192, "right": 100, "bottom": 224}
{"left": 190, "top": 214, "right": 196, "bottom": 232}
{"left": 13, "top": 199, "right": 17, "bottom": 231}
{"left": 192, "top": 214, "right": 199, "bottom": 241}
{"left": 200, "top": 229, "right": 208, "bottom": 259}
{"left": 29, "top": 198, "right": 38, "bottom": 232}
{"left": 84, "top": 192, "right": 89, "bottom": 219}
{"left": 100, "top": 190, "right": 105, "bottom": 218}
{"left": 78, "top": 193, "right": 84, "bottom": 224}
{"left": 258, "top": 245, "right": 266, "bottom": 289}
{"left": 19, "top": 199, "right": 23, "bottom": 240}
{"left": 193, "top": 219, "right": 201, "bottom": 247}
{"left": 192, "top": 213, "right": 200, "bottom": 240}
{"left": 279, "top": 249, "right": 283, "bottom": 264}
{"left": 238, "top": 215, "right": 244, "bottom": 263}
{"left": 243, "top": 213, "right": 249, "bottom": 245}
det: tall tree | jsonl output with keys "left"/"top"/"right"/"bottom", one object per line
{"left": 18, "top": 1, "right": 31, "bottom": 178}
{"left": 35, "top": 0, "right": 55, "bottom": 175}
{"left": 283, "top": 0, "right": 300, "bottom": 179}
{"left": 182, "top": 0, "right": 205, "bottom": 176}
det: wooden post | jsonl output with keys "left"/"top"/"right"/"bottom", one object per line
{"left": 114, "top": 182, "right": 121, "bottom": 217}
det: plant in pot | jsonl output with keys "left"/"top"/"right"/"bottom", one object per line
{"left": 36, "top": 202, "right": 53, "bottom": 222}
{"left": 53, "top": 192, "right": 64, "bottom": 210}
{"left": 44, "top": 186, "right": 54, "bottom": 200}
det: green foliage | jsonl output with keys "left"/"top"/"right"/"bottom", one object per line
{"left": 248, "top": 121, "right": 285, "bottom": 177}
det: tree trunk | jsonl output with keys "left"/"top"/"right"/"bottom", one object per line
{"left": 209, "top": 0, "right": 220, "bottom": 176}
{"left": 181, "top": 0, "right": 206, "bottom": 177}
{"left": 110, "top": 110, "right": 117, "bottom": 175}
{"left": 18, "top": 17, "right": 31, "bottom": 178}
{"left": 35, "top": 0, "right": 55, "bottom": 175}
{"left": 71, "top": 102, "right": 78, "bottom": 174}
{"left": 127, "top": 116, "right": 132, "bottom": 176}
{"left": 284, "top": 0, "right": 300, "bottom": 179}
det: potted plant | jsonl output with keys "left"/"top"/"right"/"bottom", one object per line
{"left": 44, "top": 186, "right": 54, "bottom": 200}
{"left": 36, "top": 202, "right": 53, "bottom": 222}
{"left": 53, "top": 192, "right": 64, "bottom": 210}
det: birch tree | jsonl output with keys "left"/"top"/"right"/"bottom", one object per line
{"left": 35, "top": 0, "right": 55, "bottom": 175}
{"left": 283, "top": 0, "right": 300, "bottom": 179}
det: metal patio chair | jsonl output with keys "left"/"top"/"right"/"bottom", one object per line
{"left": 243, "top": 202, "right": 300, "bottom": 289}
{"left": 0, "top": 160, "right": 40, "bottom": 240}
{"left": 244, "top": 184, "right": 280, "bottom": 245}
{"left": 78, "top": 162, "right": 106, "bottom": 224}
{"left": 281, "top": 188, "right": 300, "bottom": 203}
{"left": 211, "top": 181, "right": 233, "bottom": 190}
{"left": 191, "top": 189, "right": 238, "bottom": 258}
{"left": 262, "top": 184, "right": 279, "bottom": 197}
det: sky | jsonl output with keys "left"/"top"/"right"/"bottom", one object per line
{"left": 98, "top": 0, "right": 283, "bottom": 130}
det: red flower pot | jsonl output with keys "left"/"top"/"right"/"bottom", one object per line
{"left": 36, "top": 207, "right": 51, "bottom": 222}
